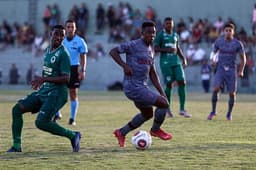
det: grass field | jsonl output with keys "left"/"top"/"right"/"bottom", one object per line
{"left": 0, "top": 90, "right": 256, "bottom": 170}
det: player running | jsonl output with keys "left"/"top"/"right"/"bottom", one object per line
{"left": 7, "top": 25, "right": 81, "bottom": 152}
{"left": 154, "top": 17, "right": 191, "bottom": 118}
{"left": 109, "top": 21, "right": 172, "bottom": 147}
{"left": 207, "top": 23, "right": 246, "bottom": 121}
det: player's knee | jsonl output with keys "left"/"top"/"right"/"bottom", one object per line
{"left": 12, "top": 103, "right": 24, "bottom": 115}
{"left": 141, "top": 112, "right": 153, "bottom": 120}
{"left": 35, "top": 119, "right": 45, "bottom": 131}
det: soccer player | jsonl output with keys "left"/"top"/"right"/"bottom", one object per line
{"left": 109, "top": 21, "right": 172, "bottom": 148}
{"left": 154, "top": 17, "right": 191, "bottom": 118}
{"left": 7, "top": 25, "right": 81, "bottom": 152}
{"left": 55, "top": 20, "right": 88, "bottom": 125}
{"left": 207, "top": 23, "right": 246, "bottom": 121}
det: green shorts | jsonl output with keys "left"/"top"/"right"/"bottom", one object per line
{"left": 160, "top": 64, "right": 185, "bottom": 84}
{"left": 18, "top": 91, "right": 67, "bottom": 121}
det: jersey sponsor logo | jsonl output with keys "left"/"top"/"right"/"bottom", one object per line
{"left": 165, "top": 43, "right": 176, "bottom": 48}
{"left": 43, "top": 66, "right": 53, "bottom": 75}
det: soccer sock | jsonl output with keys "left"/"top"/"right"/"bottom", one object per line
{"left": 178, "top": 85, "right": 186, "bottom": 111}
{"left": 35, "top": 119, "right": 76, "bottom": 140}
{"left": 151, "top": 108, "right": 167, "bottom": 131}
{"left": 211, "top": 92, "right": 218, "bottom": 113}
{"left": 12, "top": 104, "right": 24, "bottom": 149}
{"left": 70, "top": 100, "right": 78, "bottom": 120}
{"left": 120, "top": 113, "right": 147, "bottom": 136}
{"left": 227, "top": 96, "right": 235, "bottom": 115}
{"left": 56, "top": 110, "right": 61, "bottom": 116}
{"left": 165, "top": 87, "right": 172, "bottom": 109}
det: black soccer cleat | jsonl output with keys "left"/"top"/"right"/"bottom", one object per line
{"left": 71, "top": 131, "right": 81, "bottom": 152}
{"left": 7, "top": 147, "right": 22, "bottom": 152}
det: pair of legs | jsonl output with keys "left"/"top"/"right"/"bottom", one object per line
{"left": 114, "top": 93, "right": 172, "bottom": 147}
{"left": 8, "top": 92, "right": 80, "bottom": 152}
{"left": 208, "top": 69, "right": 236, "bottom": 120}
{"left": 208, "top": 86, "right": 236, "bottom": 120}
{"left": 162, "top": 65, "right": 191, "bottom": 117}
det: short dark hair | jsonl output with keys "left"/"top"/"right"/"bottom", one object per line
{"left": 164, "top": 17, "right": 173, "bottom": 22}
{"left": 141, "top": 21, "right": 155, "bottom": 30}
{"left": 224, "top": 23, "right": 235, "bottom": 30}
{"left": 65, "top": 19, "right": 76, "bottom": 25}
{"left": 52, "top": 25, "right": 65, "bottom": 31}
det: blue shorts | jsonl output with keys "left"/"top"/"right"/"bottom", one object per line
{"left": 124, "top": 85, "right": 159, "bottom": 109}
{"left": 214, "top": 67, "right": 237, "bottom": 93}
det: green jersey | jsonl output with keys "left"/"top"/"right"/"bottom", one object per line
{"left": 38, "top": 45, "right": 70, "bottom": 97}
{"left": 154, "top": 30, "right": 182, "bottom": 66}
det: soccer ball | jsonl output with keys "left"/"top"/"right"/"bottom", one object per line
{"left": 131, "top": 130, "right": 152, "bottom": 150}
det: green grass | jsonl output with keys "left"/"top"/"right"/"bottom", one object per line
{"left": 0, "top": 90, "right": 256, "bottom": 170}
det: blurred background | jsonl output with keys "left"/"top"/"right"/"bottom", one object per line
{"left": 0, "top": 0, "right": 255, "bottom": 93}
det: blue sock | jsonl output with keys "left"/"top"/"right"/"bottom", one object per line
{"left": 211, "top": 92, "right": 218, "bottom": 113}
{"left": 151, "top": 108, "right": 167, "bottom": 131}
{"left": 120, "top": 113, "right": 147, "bottom": 136}
{"left": 70, "top": 100, "right": 78, "bottom": 120}
{"left": 227, "top": 96, "right": 235, "bottom": 115}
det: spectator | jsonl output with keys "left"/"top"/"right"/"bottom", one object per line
{"left": 214, "top": 16, "right": 224, "bottom": 33}
{"left": 96, "top": 3, "right": 105, "bottom": 34}
{"left": 77, "top": 3, "right": 89, "bottom": 35}
{"left": 201, "top": 58, "right": 212, "bottom": 93}
{"left": 26, "top": 64, "right": 36, "bottom": 85}
{"left": 192, "top": 44, "right": 206, "bottom": 65}
{"left": 186, "top": 44, "right": 195, "bottom": 65}
{"left": 252, "top": 3, "right": 256, "bottom": 35}
{"left": 9, "top": 63, "right": 20, "bottom": 84}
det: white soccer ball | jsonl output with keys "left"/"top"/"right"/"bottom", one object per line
{"left": 131, "top": 130, "right": 152, "bottom": 150}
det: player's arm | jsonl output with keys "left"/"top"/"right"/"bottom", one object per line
{"left": 109, "top": 47, "right": 132, "bottom": 75}
{"left": 149, "top": 65, "right": 165, "bottom": 96}
{"left": 177, "top": 44, "right": 187, "bottom": 66}
{"left": 238, "top": 52, "right": 246, "bottom": 77}
{"left": 79, "top": 53, "right": 87, "bottom": 80}
{"left": 31, "top": 74, "right": 70, "bottom": 90}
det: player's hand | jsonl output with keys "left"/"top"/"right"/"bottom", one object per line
{"left": 182, "top": 58, "right": 187, "bottom": 67}
{"left": 238, "top": 71, "right": 244, "bottom": 77}
{"left": 79, "top": 71, "right": 85, "bottom": 81}
{"left": 123, "top": 64, "right": 133, "bottom": 76}
{"left": 31, "top": 75, "right": 44, "bottom": 90}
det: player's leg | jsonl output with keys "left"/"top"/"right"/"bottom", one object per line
{"left": 208, "top": 70, "right": 222, "bottom": 120}
{"left": 114, "top": 105, "right": 154, "bottom": 147}
{"left": 69, "top": 88, "right": 79, "bottom": 125}
{"left": 175, "top": 65, "right": 191, "bottom": 117}
{"left": 68, "top": 65, "right": 80, "bottom": 125}
{"left": 225, "top": 71, "right": 237, "bottom": 120}
{"left": 35, "top": 95, "right": 81, "bottom": 152}
{"left": 160, "top": 63, "right": 174, "bottom": 117}
{"left": 150, "top": 95, "right": 172, "bottom": 140}
{"left": 7, "top": 92, "right": 41, "bottom": 152}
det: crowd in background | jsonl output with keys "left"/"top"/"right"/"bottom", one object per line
{"left": 0, "top": 2, "right": 255, "bottom": 88}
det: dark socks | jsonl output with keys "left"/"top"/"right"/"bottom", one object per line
{"left": 151, "top": 108, "right": 167, "bottom": 131}
{"left": 120, "top": 113, "right": 147, "bottom": 136}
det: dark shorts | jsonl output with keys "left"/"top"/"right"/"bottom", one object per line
{"left": 160, "top": 64, "right": 185, "bottom": 84}
{"left": 67, "top": 65, "right": 80, "bottom": 88}
{"left": 124, "top": 85, "right": 159, "bottom": 109}
{"left": 18, "top": 92, "right": 67, "bottom": 121}
{"left": 214, "top": 68, "right": 237, "bottom": 93}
